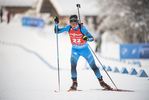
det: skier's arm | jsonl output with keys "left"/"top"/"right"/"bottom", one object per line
{"left": 54, "top": 25, "right": 71, "bottom": 34}
{"left": 58, "top": 25, "right": 71, "bottom": 33}
{"left": 54, "top": 16, "right": 71, "bottom": 34}
{"left": 81, "top": 26, "right": 94, "bottom": 41}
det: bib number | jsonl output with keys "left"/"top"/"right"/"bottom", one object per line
{"left": 73, "top": 39, "right": 81, "bottom": 43}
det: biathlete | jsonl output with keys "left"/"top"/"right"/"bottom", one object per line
{"left": 54, "top": 15, "right": 112, "bottom": 90}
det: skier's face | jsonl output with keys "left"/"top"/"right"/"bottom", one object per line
{"left": 70, "top": 22, "right": 78, "bottom": 29}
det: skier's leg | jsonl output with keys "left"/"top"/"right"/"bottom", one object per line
{"left": 81, "top": 46, "right": 112, "bottom": 90}
{"left": 81, "top": 46, "right": 102, "bottom": 78}
{"left": 70, "top": 48, "right": 80, "bottom": 78}
{"left": 70, "top": 48, "right": 80, "bottom": 90}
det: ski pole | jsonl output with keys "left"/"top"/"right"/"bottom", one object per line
{"left": 87, "top": 43, "right": 118, "bottom": 89}
{"left": 76, "top": 4, "right": 118, "bottom": 89}
{"left": 55, "top": 23, "right": 60, "bottom": 91}
{"left": 76, "top": 4, "right": 81, "bottom": 23}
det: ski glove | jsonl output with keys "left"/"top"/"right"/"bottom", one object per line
{"left": 54, "top": 16, "right": 59, "bottom": 24}
{"left": 82, "top": 36, "right": 88, "bottom": 41}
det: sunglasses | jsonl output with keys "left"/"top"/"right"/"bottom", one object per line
{"left": 70, "top": 19, "right": 78, "bottom": 23}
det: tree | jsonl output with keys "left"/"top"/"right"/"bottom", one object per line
{"left": 97, "top": 0, "right": 149, "bottom": 43}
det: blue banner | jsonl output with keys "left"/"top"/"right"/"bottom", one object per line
{"left": 120, "top": 43, "right": 149, "bottom": 59}
{"left": 22, "top": 17, "right": 44, "bottom": 28}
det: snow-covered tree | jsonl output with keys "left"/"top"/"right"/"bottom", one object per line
{"left": 97, "top": 0, "right": 149, "bottom": 43}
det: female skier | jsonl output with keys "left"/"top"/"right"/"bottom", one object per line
{"left": 54, "top": 15, "right": 112, "bottom": 90}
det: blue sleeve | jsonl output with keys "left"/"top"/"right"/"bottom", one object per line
{"left": 55, "top": 25, "right": 71, "bottom": 34}
{"left": 81, "top": 26, "right": 94, "bottom": 42}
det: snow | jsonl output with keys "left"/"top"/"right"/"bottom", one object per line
{"left": 0, "top": 0, "right": 38, "bottom": 7}
{"left": 0, "top": 20, "right": 149, "bottom": 100}
{"left": 50, "top": 0, "right": 99, "bottom": 16}
{"left": 0, "top": 0, "right": 99, "bottom": 16}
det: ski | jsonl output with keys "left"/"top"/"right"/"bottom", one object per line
{"left": 54, "top": 89, "right": 82, "bottom": 92}
{"left": 91, "top": 88, "right": 135, "bottom": 92}
{"left": 67, "top": 89, "right": 82, "bottom": 92}
{"left": 54, "top": 90, "right": 67, "bottom": 92}
{"left": 109, "top": 89, "right": 135, "bottom": 92}
{"left": 54, "top": 88, "right": 135, "bottom": 92}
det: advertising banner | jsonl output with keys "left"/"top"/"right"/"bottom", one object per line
{"left": 120, "top": 43, "right": 149, "bottom": 59}
{"left": 22, "top": 17, "right": 44, "bottom": 28}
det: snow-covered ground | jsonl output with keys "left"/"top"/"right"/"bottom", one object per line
{"left": 0, "top": 20, "right": 149, "bottom": 100}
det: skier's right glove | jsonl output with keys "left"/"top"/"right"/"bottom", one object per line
{"left": 54, "top": 16, "right": 59, "bottom": 24}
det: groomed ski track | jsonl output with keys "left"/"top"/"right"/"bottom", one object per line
{"left": 0, "top": 23, "right": 149, "bottom": 100}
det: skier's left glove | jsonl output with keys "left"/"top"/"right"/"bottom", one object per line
{"left": 82, "top": 36, "right": 88, "bottom": 41}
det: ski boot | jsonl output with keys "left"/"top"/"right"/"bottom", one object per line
{"left": 98, "top": 76, "right": 112, "bottom": 90}
{"left": 70, "top": 77, "right": 78, "bottom": 90}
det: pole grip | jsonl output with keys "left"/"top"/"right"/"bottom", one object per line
{"left": 76, "top": 4, "right": 81, "bottom": 8}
